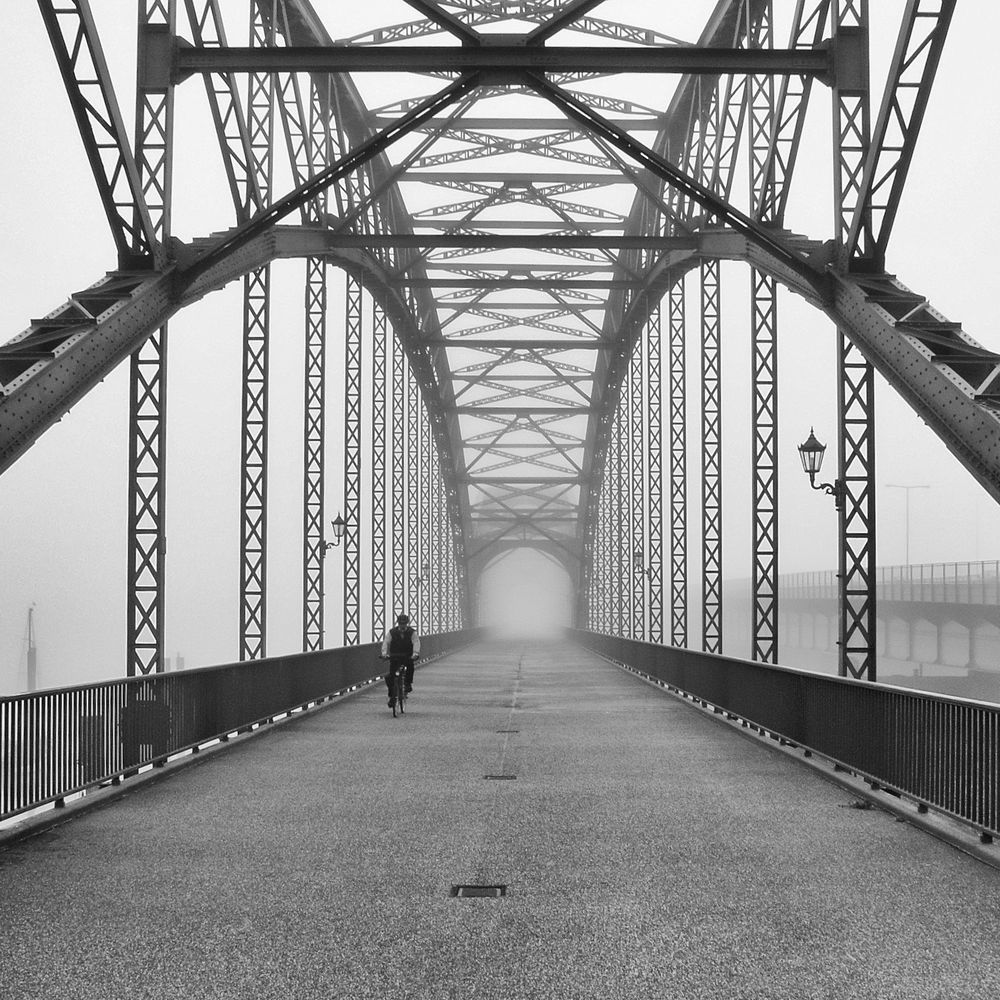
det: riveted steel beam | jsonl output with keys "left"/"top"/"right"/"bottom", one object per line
{"left": 174, "top": 44, "right": 833, "bottom": 80}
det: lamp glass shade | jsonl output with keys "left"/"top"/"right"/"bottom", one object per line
{"left": 331, "top": 514, "right": 346, "bottom": 540}
{"left": 797, "top": 429, "right": 826, "bottom": 476}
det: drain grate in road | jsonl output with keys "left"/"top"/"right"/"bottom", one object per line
{"left": 450, "top": 884, "right": 507, "bottom": 898}
{"left": 496, "top": 729, "right": 519, "bottom": 734}
{"left": 484, "top": 774, "right": 517, "bottom": 780}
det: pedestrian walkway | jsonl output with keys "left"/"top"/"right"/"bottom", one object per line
{"left": 1, "top": 640, "right": 999, "bottom": 999}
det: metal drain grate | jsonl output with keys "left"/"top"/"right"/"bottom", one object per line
{"left": 484, "top": 774, "right": 516, "bottom": 780}
{"left": 450, "top": 884, "right": 507, "bottom": 898}
{"left": 496, "top": 729, "right": 519, "bottom": 734}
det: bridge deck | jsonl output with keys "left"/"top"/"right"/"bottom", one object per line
{"left": 2, "top": 641, "right": 999, "bottom": 999}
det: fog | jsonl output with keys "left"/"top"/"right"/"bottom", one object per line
{"left": 477, "top": 549, "right": 574, "bottom": 639}
{"left": 2, "top": 3, "right": 1000, "bottom": 693}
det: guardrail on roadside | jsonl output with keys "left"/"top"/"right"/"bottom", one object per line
{"left": 572, "top": 629, "right": 999, "bottom": 843}
{"left": 779, "top": 560, "right": 1000, "bottom": 605}
{"left": 0, "top": 628, "right": 482, "bottom": 823}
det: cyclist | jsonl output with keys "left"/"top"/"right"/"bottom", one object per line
{"left": 381, "top": 614, "right": 420, "bottom": 709}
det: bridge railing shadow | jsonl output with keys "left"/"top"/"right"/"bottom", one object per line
{"left": 573, "top": 629, "right": 1000, "bottom": 844}
{"left": 0, "top": 628, "right": 482, "bottom": 823}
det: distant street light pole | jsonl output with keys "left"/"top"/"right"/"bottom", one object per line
{"left": 885, "top": 484, "right": 930, "bottom": 566}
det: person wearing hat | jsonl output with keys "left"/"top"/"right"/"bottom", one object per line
{"left": 380, "top": 614, "right": 421, "bottom": 709}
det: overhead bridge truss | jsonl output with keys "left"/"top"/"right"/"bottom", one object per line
{"left": 2, "top": 0, "right": 984, "bottom": 683}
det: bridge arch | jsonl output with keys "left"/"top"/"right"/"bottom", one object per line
{"left": 1, "top": 1, "right": 995, "bottom": 682}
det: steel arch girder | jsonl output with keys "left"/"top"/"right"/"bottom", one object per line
{"left": 8, "top": 228, "right": 1000, "bottom": 561}
{"left": 0, "top": 234, "right": 468, "bottom": 543}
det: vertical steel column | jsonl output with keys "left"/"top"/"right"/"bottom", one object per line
{"left": 343, "top": 271, "right": 363, "bottom": 645}
{"left": 581, "top": 490, "right": 597, "bottom": 629}
{"left": 833, "top": 0, "right": 873, "bottom": 255}
{"left": 838, "top": 336, "right": 877, "bottom": 679}
{"left": 432, "top": 453, "right": 446, "bottom": 634}
{"left": 834, "top": 0, "right": 877, "bottom": 680}
{"left": 646, "top": 304, "right": 665, "bottom": 645}
{"left": 594, "top": 446, "right": 609, "bottom": 632}
{"left": 239, "top": 1, "right": 274, "bottom": 661}
{"left": 668, "top": 280, "right": 688, "bottom": 647}
{"left": 628, "top": 336, "right": 645, "bottom": 639}
{"left": 749, "top": 268, "right": 779, "bottom": 663}
{"left": 405, "top": 356, "right": 421, "bottom": 617}
{"left": 281, "top": 66, "right": 331, "bottom": 652}
{"left": 748, "top": 0, "right": 779, "bottom": 665}
{"left": 448, "top": 504, "right": 462, "bottom": 629}
{"left": 612, "top": 412, "right": 626, "bottom": 637}
{"left": 701, "top": 259, "right": 723, "bottom": 653}
{"left": 424, "top": 438, "right": 435, "bottom": 634}
{"left": 595, "top": 480, "right": 606, "bottom": 631}
{"left": 427, "top": 457, "right": 438, "bottom": 634}
{"left": 605, "top": 405, "right": 617, "bottom": 635}
{"left": 417, "top": 394, "right": 432, "bottom": 629}
{"left": 239, "top": 270, "right": 270, "bottom": 660}
{"left": 127, "top": 0, "right": 174, "bottom": 677}
{"left": 390, "top": 336, "right": 406, "bottom": 617}
{"left": 302, "top": 257, "right": 326, "bottom": 651}
{"left": 371, "top": 301, "right": 388, "bottom": 640}
{"left": 434, "top": 448, "right": 451, "bottom": 632}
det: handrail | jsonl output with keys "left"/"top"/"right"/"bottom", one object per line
{"left": 0, "top": 629, "right": 481, "bottom": 822}
{"left": 572, "top": 629, "right": 1000, "bottom": 841}
{"left": 777, "top": 560, "right": 1000, "bottom": 605}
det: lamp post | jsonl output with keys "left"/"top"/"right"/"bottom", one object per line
{"left": 322, "top": 513, "right": 346, "bottom": 554}
{"left": 633, "top": 546, "right": 651, "bottom": 579}
{"left": 885, "top": 484, "right": 929, "bottom": 566}
{"left": 411, "top": 562, "right": 431, "bottom": 626}
{"left": 797, "top": 428, "right": 844, "bottom": 509}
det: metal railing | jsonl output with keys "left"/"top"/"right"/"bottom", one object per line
{"left": 573, "top": 630, "right": 1000, "bottom": 840}
{"left": 1, "top": 629, "right": 481, "bottom": 823}
{"left": 779, "top": 560, "right": 1000, "bottom": 606}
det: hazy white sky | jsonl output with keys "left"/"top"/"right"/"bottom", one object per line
{"left": 1, "top": 2, "right": 999, "bottom": 692}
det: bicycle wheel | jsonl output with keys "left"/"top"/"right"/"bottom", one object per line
{"left": 397, "top": 672, "right": 406, "bottom": 714}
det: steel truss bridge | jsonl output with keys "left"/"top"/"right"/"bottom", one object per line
{"left": 1, "top": 0, "right": 988, "bottom": 685}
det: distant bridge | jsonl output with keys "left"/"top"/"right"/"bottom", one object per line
{"left": 723, "top": 561, "right": 1000, "bottom": 698}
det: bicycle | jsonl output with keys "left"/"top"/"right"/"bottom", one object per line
{"left": 385, "top": 658, "right": 408, "bottom": 718}
{"left": 392, "top": 666, "right": 407, "bottom": 717}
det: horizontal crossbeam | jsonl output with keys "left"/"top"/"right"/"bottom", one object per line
{"left": 402, "top": 172, "right": 632, "bottom": 184}
{"left": 393, "top": 279, "right": 637, "bottom": 289}
{"left": 310, "top": 233, "right": 698, "bottom": 250}
{"left": 175, "top": 44, "right": 833, "bottom": 81}
{"left": 461, "top": 476, "right": 583, "bottom": 484}
{"left": 374, "top": 117, "right": 665, "bottom": 131}
{"left": 428, "top": 340, "right": 609, "bottom": 349}
{"left": 455, "top": 406, "right": 595, "bottom": 414}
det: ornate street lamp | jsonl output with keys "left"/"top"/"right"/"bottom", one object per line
{"left": 633, "top": 546, "right": 651, "bottom": 579}
{"left": 323, "top": 513, "right": 347, "bottom": 553}
{"left": 797, "top": 428, "right": 843, "bottom": 509}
